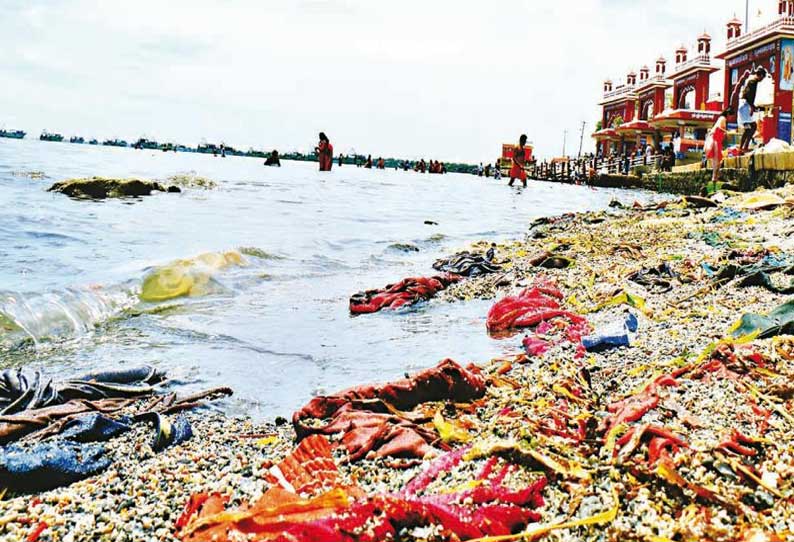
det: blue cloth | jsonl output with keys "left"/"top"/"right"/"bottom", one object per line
{"left": 0, "top": 441, "right": 110, "bottom": 492}
{"left": 710, "top": 208, "right": 747, "bottom": 224}
{"left": 60, "top": 414, "right": 132, "bottom": 443}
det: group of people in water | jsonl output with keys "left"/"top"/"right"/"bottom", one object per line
{"left": 262, "top": 132, "right": 537, "bottom": 188}
{"left": 264, "top": 132, "right": 450, "bottom": 174}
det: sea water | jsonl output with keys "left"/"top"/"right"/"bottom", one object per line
{"left": 0, "top": 139, "right": 656, "bottom": 419}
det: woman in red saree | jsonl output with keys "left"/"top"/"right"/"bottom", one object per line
{"left": 316, "top": 132, "right": 333, "bottom": 171}
{"left": 508, "top": 134, "right": 528, "bottom": 187}
{"left": 704, "top": 107, "right": 733, "bottom": 190}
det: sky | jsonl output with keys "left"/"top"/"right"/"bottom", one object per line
{"left": 0, "top": 0, "right": 773, "bottom": 162}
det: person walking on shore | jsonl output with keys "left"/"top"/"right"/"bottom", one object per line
{"left": 704, "top": 107, "right": 734, "bottom": 191}
{"left": 316, "top": 132, "right": 333, "bottom": 171}
{"left": 734, "top": 66, "right": 766, "bottom": 154}
{"left": 508, "top": 134, "right": 528, "bottom": 187}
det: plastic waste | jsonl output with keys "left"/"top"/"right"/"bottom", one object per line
{"left": 140, "top": 413, "right": 193, "bottom": 452}
{"left": 733, "top": 192, "right": 786, "bottom": 211}
{"left": 758, "top": 138, "right": 791, "bottom": 153}
{"left": 582, "top": 312, "right": 638, "bottom": 352}
{"left": 0, "top": 441, "right": 110, "bottom": 492}
{"left": 731, "top": 299, "right": 794, "bottom": 339}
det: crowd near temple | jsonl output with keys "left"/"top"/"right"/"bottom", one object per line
{"left": 592, "top": 0, "right": 794, "bottom": 168}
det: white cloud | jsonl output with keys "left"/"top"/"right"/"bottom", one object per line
{"left": 0, "top": 0, "right": 768, "bottom": 161}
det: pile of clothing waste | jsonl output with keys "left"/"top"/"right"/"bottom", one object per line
{"left": 0, "top": 365, "right": 231, "bottom": 492}
{"left": 0, "top": 365, "right": 164, "bottom": 416}
{"left": 711, "top": 249, "right": 794, "bottom": 294}
{"left": 175, "top": 433, "right": 547, "bottom": 542}
{"left": 292, "top": 359, "right": 486, "bottom": 460}
{"left": 349, "top": 274, "right": 462, "bottom": 314}
{"left": 432, "top": 250, "right": 502, "bottom": 277}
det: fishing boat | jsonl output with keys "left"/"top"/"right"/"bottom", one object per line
{"left": 40, "top": 131, "right": 64, "bottom": 142}
{"left": 133, "top": 137, "right": 159, "bottom": 150}
{"left": 0, "top": 129, "right": 26, "bottom": 139}
{"left": 102, "top": 139, "right": 128, "bottom": 148}
{"left": 69, "top": 136, "right": 85, "bottom": 144}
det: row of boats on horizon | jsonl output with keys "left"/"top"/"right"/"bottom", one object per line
{"left": 0, "top": 128, "right": 276, "bottom": 157}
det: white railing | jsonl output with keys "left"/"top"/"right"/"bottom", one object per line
{"left": 603, "top": 85, "right": 636, "bottom": 101}
{"left": 670, "top": 54, "right": 713, "bottom": 76}
{"left": 636, "top": 74, "right": 669, "bottom": 89}
{"left": 594, "top": 153, "right": 667, "bottom": 175}
{"left": 727, "top": 16, "right": 794, "bottom": 50}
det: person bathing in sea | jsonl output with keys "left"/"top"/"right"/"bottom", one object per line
{"left": 264, "top": 149, "right": 281, "bottom": 167}
{"left": 508, "top": 134, "right": 528, "bottom": 188}
{"left": 704, "top": 107, "right": 734, "bottom": 191}
{"left": 734, "top": 66, "right": 767, "bottom": 154}
{"left": 316, "top": 132, "right": 333, "bottom": 171}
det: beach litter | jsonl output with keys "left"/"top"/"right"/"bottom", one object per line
{"left": 349, "top": 274, "right": 462, "bottom": 314}
{"left": 16, "top": 183, "right": 794, "bottom": 541}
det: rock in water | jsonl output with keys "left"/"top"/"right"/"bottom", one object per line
{"left": 47, "top": 177, "right": 167, "bottom": 199}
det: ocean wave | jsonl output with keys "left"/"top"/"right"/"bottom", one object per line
{"left": 0, "top": 286, "right": 138, "bottom": 345}
{"left": 0, "top": 249, "right": 256, "bottom": 346}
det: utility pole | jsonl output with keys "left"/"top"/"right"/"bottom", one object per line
{"left": 746, "top": 0, "right": 749, "bottom": 33}
{"left": 577, "top": 121, "right": 586, "bottom": 158}
{"left": 562, "top": 130, "right": 568, "bottom": 157}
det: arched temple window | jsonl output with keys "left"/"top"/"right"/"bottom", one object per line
{"left": 640, "top": 99, "right": 655, "bottom": 120}
{"left": 678, "top": 85, "right": 695, "bottom": 110}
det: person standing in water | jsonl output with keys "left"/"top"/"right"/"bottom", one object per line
{"left": 704, "top": 107, "right": 734, "bottom": 190}
{"left": 316, "top": 132, "right": 333, "bottom": 171}
{"left": 508, "top": 134, "right": 528, "bottom": 187}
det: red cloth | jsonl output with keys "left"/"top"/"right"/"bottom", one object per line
{"left": 318, "top": 141, "right": 333, "bottom": 171}
{"left": 292, "top": 359, "right": 486, "bottom": 460}
{"left": 509, "top": 163, "right": 527, "bottom": 181}
{"left": 705, "top": 126, "right": 725, "bottom": 160}
{"left": 349, "top": 274, "right": 462, "bottom": 314}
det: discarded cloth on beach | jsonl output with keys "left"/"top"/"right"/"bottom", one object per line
{"left": 730, "top": 299, "right": 794, "bottom": 339}
{"left": 0, "top": 365, "right": 165, "bottom": 416}
{"left": 349, "top": 274, "right": 462, "bottom": 314}
{"left": 486, "top": 278, "right": 588, "bottom": 334}
{"left": 432, "top": 251, "right": 501, "bottom": 277}
{"left": 176, "top": 436, "right": 547, "bottom": 542}
{"left": 710, "top": 207, "right": 747, "bottom": 224}
{"left": 293, "top": 359, "right": 486, "bottom": 460}
{"left": 581, "top": 312, "right": 638, "bottom": 352}
{"left": 687, "top": 230, "right": 728, "bottom": 248}
{"left": 0, "top": 386, "right": 232, "bottom": 444}
{"left": 0, "top": 441, "right": 111, "bottom": 492}
{"left": 627, "top": 263, "right": 676, "bottom": 294}
{"left": 713, "top": 252, "right": 794, "bottom": 292}
{"left": 60, "top": 413, "right": 133, "bottom": 443}
{"left": 536, "top": 254, "right": 574, "bottom": 269}
{"left": 0, "top": 412, "right": 194, "bottom": 492}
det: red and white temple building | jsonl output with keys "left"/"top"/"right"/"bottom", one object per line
{"left": 593, "top": 0, "right": 794, "bottom": 158}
